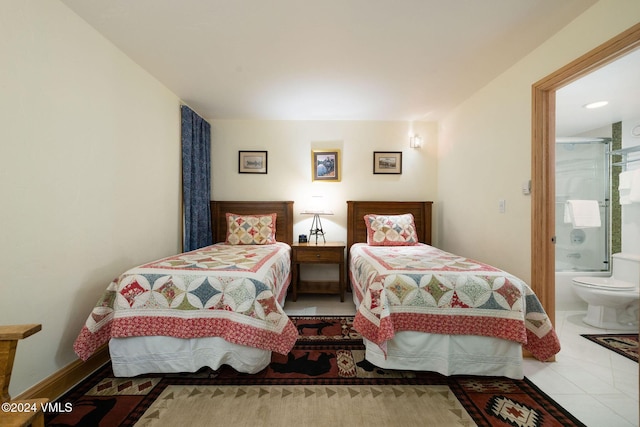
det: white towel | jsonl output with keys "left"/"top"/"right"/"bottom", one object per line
{"left": 620, "top": 191, "right": 632, "bottom": 205}
{"left": 619, "top": 169, "right": 640, "bottom": 204}
{"left": 620, "top": 170, "right": 632, "bottom": 204}
{"left": 564, "top": 200, "right": 601, "bottom": 228}
{"left": 630, "top": 169, "right": 640, "bottom": 203}
{"left": 619, "top": 170, "right": 633, "bottom": 189}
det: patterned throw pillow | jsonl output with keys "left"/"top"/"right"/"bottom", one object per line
{"left": 364, "top": 213, "right": 419, "bottom": 246}
{"left": 226, "top": 213, "right": 277, "bottom": 245}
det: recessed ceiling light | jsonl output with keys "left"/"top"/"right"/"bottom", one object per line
{"left": 583, "top": 101, "right": 609, "bottom": 109}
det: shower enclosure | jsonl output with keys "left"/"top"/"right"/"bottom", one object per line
{"left": 555, "top": 137, "right": 611, "bottom": 272}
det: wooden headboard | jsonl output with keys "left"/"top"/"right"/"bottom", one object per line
{"left": 346, "top": 201, "right": 433, "bottom": 250}
{"left": 210, "top": 201, "right": 294, "bottom": 244}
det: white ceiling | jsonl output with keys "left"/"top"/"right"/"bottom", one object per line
{"left": 556, "top": 48, "right": 640, "bottom": 137}
{"left": 60, "top": 0, "right": 598, "bottom": 122}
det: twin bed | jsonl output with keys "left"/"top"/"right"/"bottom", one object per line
{"left": 347, "top": 201, "right": 560, "bottom": 379}
{"left": 74, "top": 201, "right": 296, "bottom": 375}
{"left": 74, "top": 200, "right": 560, "bottom": 380}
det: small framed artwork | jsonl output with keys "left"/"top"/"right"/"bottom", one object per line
{"left": 312, "top": 149, "right": 341, "bottom": 181}
{"left": 373, "top": 151, "right": 402, "bottom": 174}
{"left": 238, "top": 151, "right": 267, "bottom": 174}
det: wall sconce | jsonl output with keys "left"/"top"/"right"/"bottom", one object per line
{"left": 409, "top": 134, "right": 422, "bottom": 149}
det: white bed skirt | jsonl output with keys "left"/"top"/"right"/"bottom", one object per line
{"left": 108, "top": 279, "right": 290, "bottom": 377}
{"left": 350, "top": 280, "right": 523, "bottom": 379}
{"left": 109, "top": 336, "right": 272, "bottom": 377}
{"left": 363, "top": 331, "right": 524, "bottom": 379}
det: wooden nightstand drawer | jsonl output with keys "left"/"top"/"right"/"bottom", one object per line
{"left": 295, "top": 249, "right": 342, "bottom": 263}
{"left": 291, "top": 242, "right": 346, "bottom": 302}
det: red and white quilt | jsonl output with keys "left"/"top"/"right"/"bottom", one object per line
{"left": 349, "top": 243, "right": 561, "bottom": 361}
{"left": 74, "top": 242, "right": 296, "bottom": 360}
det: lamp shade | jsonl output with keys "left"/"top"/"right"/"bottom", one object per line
{"left": 303, "top": 195, "right": 333, "bottom": 215}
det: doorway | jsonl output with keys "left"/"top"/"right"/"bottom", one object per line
{"left": 531, "top": 23, "right": 640, "bottom": 325}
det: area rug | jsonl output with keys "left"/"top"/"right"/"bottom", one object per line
{"left": 46, "top": 316, "right": 585, "bottom": 427}
{"left": 581, "top": 333, "right": 639, "bottom": 362}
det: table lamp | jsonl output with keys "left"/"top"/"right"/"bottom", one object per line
{"left": 301, "top": 197, "right": 333, "bottom": 244}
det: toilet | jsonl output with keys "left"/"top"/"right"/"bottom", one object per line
{"left": 572, "top": 253, "right": 640, "bottom": 331}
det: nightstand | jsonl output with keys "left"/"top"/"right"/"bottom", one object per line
{"left": 291, "top": 242, "right": 346, "bottom": 302}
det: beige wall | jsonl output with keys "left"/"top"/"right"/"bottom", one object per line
{"left": 438, "top": 0, "right": 640, "bottom": 283}
{"left": 0, "top": 1, "right": 182, "bottom": 396}
{"left": 211, "top": 120, "right": 439, "bottom": 245}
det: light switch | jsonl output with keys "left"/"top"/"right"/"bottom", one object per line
{"left": 499, "top": 199, "right": 506, "bottom": 213}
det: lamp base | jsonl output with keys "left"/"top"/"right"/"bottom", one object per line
{"left": 309, "top": 214, "right": 326, "bottom": 244}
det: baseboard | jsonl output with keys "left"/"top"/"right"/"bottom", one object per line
{"left": 15, "top": 345, "right": 109, "bottom": 401}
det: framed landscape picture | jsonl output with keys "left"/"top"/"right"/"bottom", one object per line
{"left": 238, "top": 151, "right": 267, "bottom": 174}
{"left": 373, "top": 151, "right": 402, "bottom": 174}
{"left": 312, "top": 149, "right": 340, "bottom": 181}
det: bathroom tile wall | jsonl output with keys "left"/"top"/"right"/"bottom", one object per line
{"left": 612, "top": 121, "right": 622, "bottom": 255}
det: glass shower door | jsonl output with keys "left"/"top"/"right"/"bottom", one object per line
{"left": 555, "top": 138, "right": 610, "bottom": 272}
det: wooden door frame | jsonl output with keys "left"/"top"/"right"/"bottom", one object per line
{"left": 531, "top": 23, "right": 640, "bottom": 325}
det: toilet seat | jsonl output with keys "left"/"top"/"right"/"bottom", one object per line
{"left": 572, "top": 277, "right": 637, "bottom": 291}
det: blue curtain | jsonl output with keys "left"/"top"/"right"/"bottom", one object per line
{"left": 181, "top": 105, "right": 212, "bottom": 251}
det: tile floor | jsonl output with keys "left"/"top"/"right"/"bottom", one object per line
{"left": 524, "top": 311, "right": 638, "bottom": 427}
{"left": 284, "top": 296, "right": 639, "bottom": 427}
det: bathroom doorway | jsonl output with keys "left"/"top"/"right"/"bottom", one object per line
{"left": 531, "top": 23, "right": 640, "bottom": 322}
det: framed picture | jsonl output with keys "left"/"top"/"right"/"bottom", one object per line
{"left": 238, "top": 151, "right": 267, "bottom": 174}
{"left": 373, "top": 151, "right": 402, "bottom": 174}
{"left": 312, "top": 149, "right": 340, "bottom": 181}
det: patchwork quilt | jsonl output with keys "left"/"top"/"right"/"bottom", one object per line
{"left": 349, "top": 243, "right": 561, "bottom": 361}
{"left": 74, "top": 242, "right": 296, "bottom": 360}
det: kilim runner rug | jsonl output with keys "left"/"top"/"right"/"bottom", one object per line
{"left": 46, "top": 316, "right": 585, "bottom": 427}
{"left": 581, "top": 333, "right": 639, "bottom": 363}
